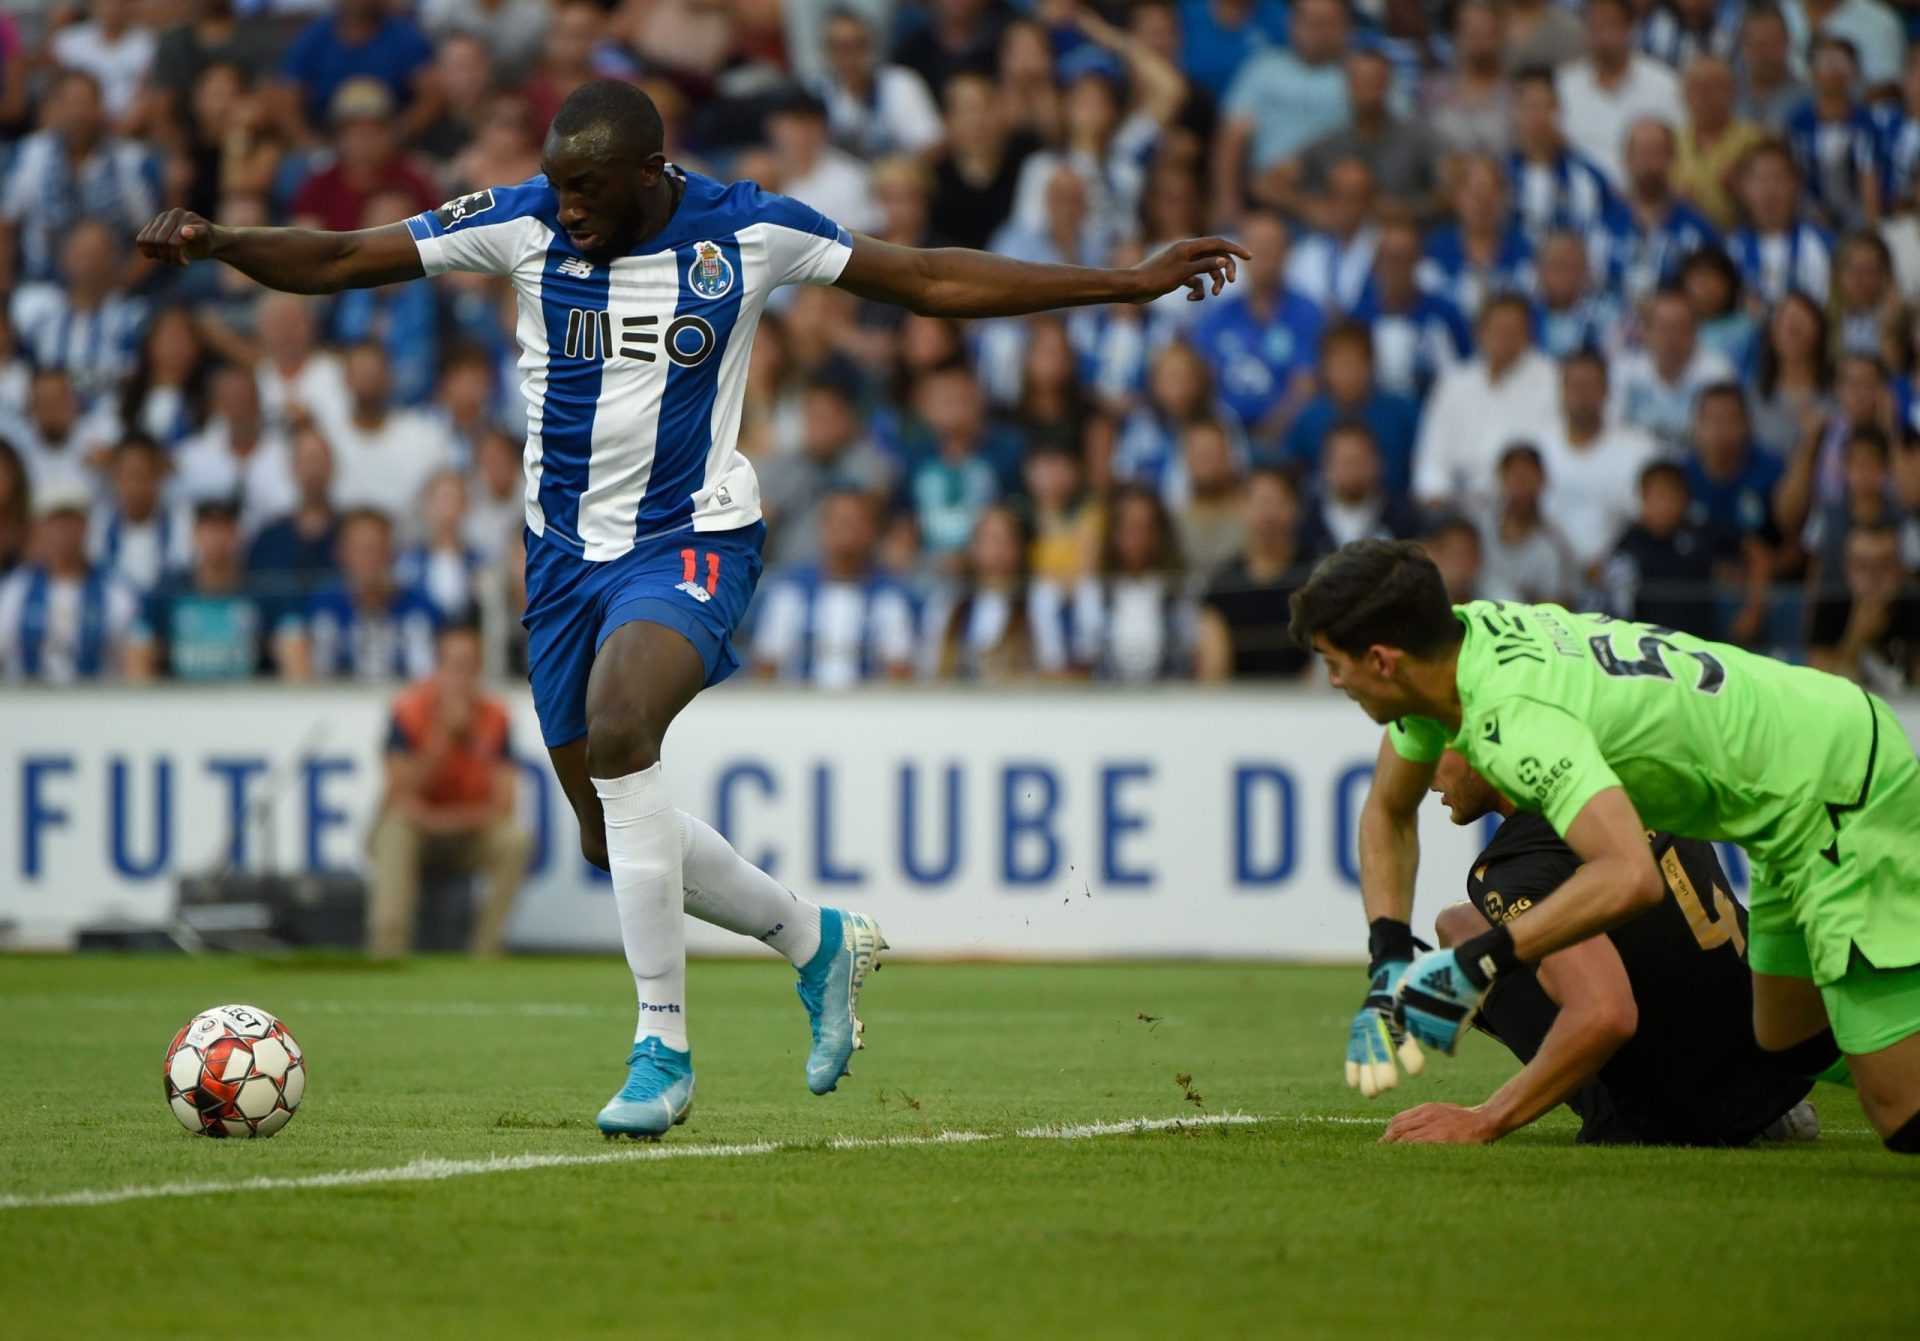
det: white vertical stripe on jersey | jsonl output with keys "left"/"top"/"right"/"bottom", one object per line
{"left": 577, "top": 252, "right": 679, "bottom": 562}
{"left": 508, "top": 218, "right": 558, "bottom": 537}
{"left": 691, "top": 223, "right": 771, "bottom": 533}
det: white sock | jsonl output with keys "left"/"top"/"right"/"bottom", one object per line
{"left": 678, "top": 810, "right": 824, "bottom": 967}
{"left": 594, "top": 764, "right": 689, "bottom": 1051}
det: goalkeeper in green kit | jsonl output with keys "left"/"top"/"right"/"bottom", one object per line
{"left": 1290, "top": 539, "right": 1920, "bottom": 1153}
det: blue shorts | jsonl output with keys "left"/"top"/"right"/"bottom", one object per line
{"left": 522, "top": 523, "right": 766, "bottom": 748}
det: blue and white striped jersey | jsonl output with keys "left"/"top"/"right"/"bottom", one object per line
{"left": 404, "top": 167, "right": 854, "bottom": 562}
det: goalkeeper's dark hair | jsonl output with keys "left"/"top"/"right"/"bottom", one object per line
{"left": 549, "top": 79, "right": 665, "bottom": 159}
{"left": 1288, "top": 539, "right": 1463, "bottom": 659}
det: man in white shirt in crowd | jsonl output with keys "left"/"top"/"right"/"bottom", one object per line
{"left": 253, "top": 291, "right": 349, "bottom": 437}
{"left": 1557, "top": 0, "right": 1684, "bottom": 187}
{"left": 9, "top": 219, "right": 148, "bottom": 408}
{"left": 49, "top": 0, "right": 158, "bottom": 125}
{"left": 1785, "top": 0, "right": 1907, "bottom": 90}
{"left": 753, "top": 489, "right": 917, "bottom": 689}
{"left": 462, "top": 425, "right": 526, "bottom": 567}
{"left": 1609, "top": 286, "right": 1736, "bottom": 452}
{"left": 0, "top": 476, "right": 140, "bottom": 683}
{"left": 765, "top": 88, "right": 881, "bottom": 236}
{"left": 90, "top": 434, "right": 191, "bottom": 594}
{"left": 172, "top": 364, "right": 296, "bottom": 535}
{"left": 325, "top": 341, "right": 456, "bottom": 539}
{"left": 4, "top": 366, "right": 120, "bottom": 497}
{"left": 1413, "top": 293, "right": 1561, "bottom": 513}
{"left": 810, "top": 7, "right": 943, "bottom": 160}
{"left": 1537, "top": 347, "right": 1659, "bottom": 576}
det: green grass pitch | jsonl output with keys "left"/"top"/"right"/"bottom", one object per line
{"left": 2, "top": 953, "right": 1916, "bottom": 1339}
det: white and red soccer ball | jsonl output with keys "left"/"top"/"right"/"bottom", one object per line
{"left": 164, "top": 1004, "right": 306, "bottom": 1138}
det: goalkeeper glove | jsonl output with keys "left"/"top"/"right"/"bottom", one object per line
{"left": 1346, "top": 918, "right": 1425, "bottom": 1098}
{"left": 1394, "top": 924, "right": 1522, "bottom": 1055}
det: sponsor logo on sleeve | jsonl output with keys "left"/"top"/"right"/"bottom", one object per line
{"left": 434, "top": 188, "right": 497, "bottom": 229}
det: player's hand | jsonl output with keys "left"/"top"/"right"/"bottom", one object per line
{"left": 1128, "top": 237, "right": 1251, "bottom": 304}
{"left": 1346, "top": 960, "right": 1425, "bottom": 1098}
{"left": 136, "top": 208, "right": 218, "bottom": 267}
{"left": 1392, "top": 947, "right": 1490, "bottom": 1055}
{"left": 1380, "top": 1102, "right": 1498, "bottom": 1145}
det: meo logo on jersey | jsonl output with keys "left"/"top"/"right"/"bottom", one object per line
{"left": 688, "top": 240, "right": 734, "bottom": 298}
{"left": 562, "top": 309, "right": 716, "bottom": 367}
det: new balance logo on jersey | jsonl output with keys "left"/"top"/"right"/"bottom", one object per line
{"left": 675, "top": 580, "right": 713, "bottom": 603}
{"left": 557, "top": 256, "right": 594, "bottom": 279}
{"left": 561, "top": 309, "right": 717, "bottom": 367}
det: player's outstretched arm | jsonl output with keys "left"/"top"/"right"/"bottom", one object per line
{"left": 135, "top": 209, "right": 425, "bottom": 295}
{"left": 834, "top": 233, "right": 1251, "bottom": 319}
{"left": 1346, "top": 734, "right": 1436, "bottom": 1097}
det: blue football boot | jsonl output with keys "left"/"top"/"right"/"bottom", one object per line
{"left": 596, "top": 1036, "right": 695, "bottom": 1139}
{"left": 795, "top": 909, "right": 887, "bottom": 1095}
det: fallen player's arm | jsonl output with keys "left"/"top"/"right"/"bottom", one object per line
{"left": 834, "top": 233, "right": 1250, "bottom": 319}
{"left": 1384, "top": 934, "right": 1638, "bottom": 1143}
{"left": 1359, "top": 732, "right": 1434, "bottom": 927}
{"left": 1502, "top": 788, "right": 1664, "bottom": 964}
{"left": 134, "top": 208, "right": 424, "bottom": 295}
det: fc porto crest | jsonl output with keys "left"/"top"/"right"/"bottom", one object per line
{"left": 688, "top": 240, "right": 734, "bottom": 299}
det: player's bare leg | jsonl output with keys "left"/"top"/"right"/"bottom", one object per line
{"left": 1752, "top": 972, "right": 1830, "bottom": 1052}
{"left": 1843, "top": 1032, "right": 1920, "bottom": 1149}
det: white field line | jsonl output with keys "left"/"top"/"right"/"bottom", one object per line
{"left": 0, "top": 1113, "right": 1267, "bottom": 1212}
{"left": 1, "top": 994, "right": 604, "bottom": 1019}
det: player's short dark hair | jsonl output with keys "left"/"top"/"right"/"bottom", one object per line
{"left": 549, "top": 79, "right": 666, "bottom": 160}
{"left": 1288, "top": 539, "right": 1464, "bottom": 658}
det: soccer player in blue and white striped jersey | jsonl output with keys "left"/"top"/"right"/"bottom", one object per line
{"left": 136, "top": 80, "right": 1249, "bottom": 1138}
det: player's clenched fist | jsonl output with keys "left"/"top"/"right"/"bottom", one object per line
{"left": 136, "top": 209, "right": 217, "bottom": 267}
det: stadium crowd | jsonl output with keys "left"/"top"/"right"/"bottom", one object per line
{"left": 3, "top": 0, "right": 1920, "bottom": 693}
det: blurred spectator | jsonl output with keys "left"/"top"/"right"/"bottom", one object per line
{"left": 327, "top": 343, "right": 457, "bottom": 535}
{"left": 1011, "top": 316, "right": 1108, "bottom": 464}
{"left": 397, "top": 470, "right": 482, "bottom": 620}
{"left": 1421, "top": 515, "right": 1484, "bottom": 603}
{"left": 90, "top": 435, "right": 190, "bottom": 596}
{"left": 1022, "top": 439, "right": 1101, "bottom": 586}
{"left": 254, "top": 292, "right": 349, "bottom": 436}
{"left": 927, "top": 73, "right": 1034, "bottom": 252}
{"left": 1281, "top": 50, "right": 1441, "bottom": 227}
{"left": 1114, "top": 340, "right": 1246, "bottom": 507}
{"left": 328, "top": 191, "right": 442, "bottom": 407}
{"left": 1283, "top": 158, "right": 1382, "bottom": 313}
{"left": 289, "top": 79, "right": 440, "bottom": 234}
{"left": 449, "top": 97, "right": 542, "bottom": 205}
{"left": 992, "top": 162, "right": 1098, "bottom": 267}
{"left": 124, "top": 497, "right": 279, "bottom": 681}
{"left": 909, "top": 366, "right": 1000, "bottom": 565}
{"left": 755, "top": 489, "right": 917, "bottom": 687}
{"left": 1604, "top": 460, "right": 1720, "bottom": 637}
{"left": 766, "top": 88, "right": 880, "bottom": 235}
{"left": 929, "top": 502, "right": 1040, "bottom": 681}
{"left": 368, "top": 615, "right": 531, "bottom": 960}
{"left": 760, "top": 368, "right": 896, "bottom": 569}
{"left": 1777, "top": 350, "right": 1893, "bottom": 532}
{"left": 522, "top": 0, "right": 638, "bottom": 137}
{"left": 1685, "top": 382, "right": 1782, "bottom": 642}
{"left": 1196, "top": 464, "right": 1309, "bottom": 681}
{"left": 148, "top": 0, "right": 287, "bottom": 135}
{"left": 1641, "top": 0, "right": 1743, "bottom": 68}
{"left": 1831, "top": 232, "right": 1906, "bottom": 361}
{"left": 1679, "top": 245, "right": 1759, "bottom": 368}
{"left": 419, "top": 0, "right": 550, "bottom": 82}
{"left": 1478, "top": 443, "right": 1579, "bottom": 604}
{"left": 894, "top": 0, "right": 1010, "bottom": 96}
{"left": 119, "top": 308, "right": 213, "bottom": 450}
{"left": 1728, "top": 140, "right": 1834, "bottom": 304}
{"left": 414, "top": 33, "right": 500, "bottom": 164}
{"left": 996, "top": 18, "right": 1063, "bottom": 148}
{"left": 8, "top": 367, "right": 119, "bottom": 496}
{"left": 1299, "top": 422, "right": 1422, "bottom": 560}
{"left": 1507, "top": 71, "right": 1617, "bottom": 246}
{"left": 811, "top": 7, "right": 942, "bottom": 159}
{"left": 0, "top": 307, "right": 26, "bottom": 421}
{"left": 49, "top": 0, "right": 157, "bottom": 126}
{"left": 1675, "top": 55, "right": 1766, "bottom": 229}
{"left": 248, "top": 423, "right": 341, "bottom": 613}
{"left": 1594, "top": 119, "right": 1719, "bottom": 303}
{"left": 1735, "top": 5, "right": 1809, "bottom": 131}
{"left": 1557, "top": 0, "right": 1683, "bottom": 188}
{"left": 1177, "top": 0, "right": 1289, "bottom": 93}
{"left": 0, "top": 69, "right": 158, "bottom": 286}
{"left": 1802, "top": 425, "right": 1911, "bottom": 594}
{"left": 177, "top": 60, "right": 282, "bottom": 218}
{"left": 1422, "top": 0, "right": 1513, "bottom": 157}
{"left": 1047, "top": 483, "right": 1195, "bottom": 681}
{"left": 1212, "top": 0, "right": 1350, "bottom": 222}
{"left": 1418, "top": 155, "right": 1536, "bottom": 320}
{"left": 1503, "top": 0, "right": 1586, "bottom": 73}
{"left": 1884, "top": 52, "right": 1920, "bottom": 220}
{"left": 1173, "top": 418, "right": 1247, "bottom": 577}
{"left": 1806, "top": 523, "right": 1920, "bottom": 687}
{"left": 1186, "top": 211, "right": 1322, "bottom": 438}
{"left": 1783, "top": 0, "right": 1907, "bottom": 91}
{"left": 10, "top": 219, "right": 148, "bottom": 410}
{"left": 464, "top": 427, "right": 523, "bottom": 566}
{"left": 1750, "top": 290, "right": 1835, "bottom": 456}
{"left": 1785, "top": 35, "right": 1880, "bottom": 232}
{"left": 291, "top": 508, "right": 439, "bottom": 682}
{"left": 1611, "top": 287, "right": 1737, "bottom": 451}
{"left": 1414, "top": 294, "right": 1561, "bottom": 512}
{"left": 173, "top": 365, "right": 296, "bottom": 534}
{"left": 0, "top": 477, "right": 139, "bottom": 684}
{"left": 1281, "top": 321, "right": 1420, "bottom": 497}
{"left": 275, "top": 0, "right": 440, "bottom": 142}
{"left": 1351, "top": 217, "right": 1473, "bottom": 401}
{"left": 1539, "top": 349, "right": 1659, "bottom": 574}
{"left": 1533, "top": 231, "right": 1627, "bottom": 360}
{"left": 0, "top": 438, "right": 29, "bottom": 576}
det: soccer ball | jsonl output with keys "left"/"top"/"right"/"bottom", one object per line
{"left": 164, "top": 1004, "right": 306, "bottom": 1138}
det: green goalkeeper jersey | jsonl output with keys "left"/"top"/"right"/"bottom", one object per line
{"left": 1388, "top": 601, "right": 1878, "bottom": 878}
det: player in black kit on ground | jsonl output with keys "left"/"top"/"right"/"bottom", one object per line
{"left": 1383, "top": 749, "right": 1820, "bottom": 1145}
